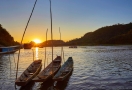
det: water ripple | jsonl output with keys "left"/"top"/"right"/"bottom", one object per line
{"left": 0, "top": 46, "right": 132, "bottom": 89}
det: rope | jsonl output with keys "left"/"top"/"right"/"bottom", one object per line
{"left": 15, "top": 0, "right": 38, "bottom": 84}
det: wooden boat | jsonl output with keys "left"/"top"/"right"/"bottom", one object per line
{"left": 15, "top": 59, "right": 42, "bottom": 86}
{"left": 0, "top": 45, "right": 20, "bottom": 55}
{"left": 32, "top": 56, "right": 61, "bottom": 82}
{"left": 53, "top": 57, "right": 73, "bottom": 81}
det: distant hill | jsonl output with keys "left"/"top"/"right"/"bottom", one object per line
{"left": 42, "top": 40, "right": 65, "bottom": 46}
{"left": 66, "top": 22, "right": 132, "bottom": 45}
{"left": 0, "top": 24, "right": 19, "bottom": 46}
{"left": 1, "top": 22, "right": 132, "bottom": 46}
{"left": 26, "top": 40, "right": 65, "bottom": 47}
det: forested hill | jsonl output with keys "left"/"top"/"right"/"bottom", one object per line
{"left": 0, "top": 24, "right": 18, "bottom": 46}
{"left": 66, "top": 22, "right": 132, "bottom": 45}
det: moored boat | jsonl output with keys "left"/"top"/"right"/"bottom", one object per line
{"left": 53, "top": 57, "right": 73, "bottom": 81}
{"left": 15, "top": 59, "right": 42, "bottom": 86}
{"left": 0, "top": 45, "right": 21, "bottom": 55}
{"left": 32, "top": 56, "right": 61, "bottom": 82}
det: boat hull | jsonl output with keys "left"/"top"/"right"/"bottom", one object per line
{"left": 15, "top": 60, "right": 42, "bottom": 86}
{"left": 33, "top": 65, "right": 61, "bottom": 82}
{"left": 53, "top": 57, "right": 73, "bottom": 81}
{"left": 53, "top": 68, "right": 73, "bottom": 81}
{"left": 32, "top": 56, "right": 62, "bottom": 82}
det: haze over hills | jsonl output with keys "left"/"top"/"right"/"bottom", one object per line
{"left": 0, "top": 22, "right": 132, "bottom": 46}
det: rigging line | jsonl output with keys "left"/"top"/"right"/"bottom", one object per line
{"left": 15, "top": 0, "right": 38, "bottom": 81}
{"left": 49, "top": 0, "right": 53, "bottom": 74}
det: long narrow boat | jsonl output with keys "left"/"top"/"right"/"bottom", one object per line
{"left": 15, "top": 59, "right": 42, "bottom": 86}
{"left": 32, "top": 56, "right": 61, "bottom": 82}
{"left": 0, "top": 45, "right": 21, "bottom": 55}
{"left": 53, "top": 57, "right": 73, "bottom": 81}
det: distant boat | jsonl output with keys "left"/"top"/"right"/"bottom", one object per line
{"left": 23, "top": 43, "right": 32, "bottom": 49}
{"left": 15, "top": 59, "right": 42, "bottom": 86}
{"left": 69, "top": 46, "right": 77, "bottom": 48}
{"left": 53, "top": 57, "right": 73, "bottom": 81}
{"left": 38, "top": 45, "right": 44, "bottom": 48}
{"left": 0, "top": 45, "right": 20, "bottom": 55}
{"left": 32, "top": 56, "right": 61, "bottom": 82}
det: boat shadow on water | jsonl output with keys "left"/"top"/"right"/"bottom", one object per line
{"left": 18, "top": 68, "right": 73, "bottom": 90}
{"left": 47, "top": 69, "right": 73, "bottom": 90}
{"left": 19, "top": 82, "right": 35, "bottom": 90}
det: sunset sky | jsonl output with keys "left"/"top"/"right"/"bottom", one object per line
{"left": 0, "top": 0, "right": 132, "bottom": 43}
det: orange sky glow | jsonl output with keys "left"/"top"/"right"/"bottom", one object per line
{"left": 1, "top": 0, "right": 132, "bottom": 43}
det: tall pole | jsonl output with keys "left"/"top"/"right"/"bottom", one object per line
{"left": 15, "top": 0, "right": 38, "bottom": 87}
{"left": 59, "top": 27, "right": 64, "bottom": 63}
{"left": 44, "top": 29, "right": 48, "bottom": 68}
{"left": 59, "top": 27, "right": 62, "bottom": 61}
{"left": 49, "top": 0, "right": 53, "bottom": 74}
{"left": 32, "top": 49, "right": 34, "bottom": 61}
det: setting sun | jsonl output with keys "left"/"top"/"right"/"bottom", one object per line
{"left": 33, "top": 39, "right": 41, "bottom": 44}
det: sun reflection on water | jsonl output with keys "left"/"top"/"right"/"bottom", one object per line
{"left": 35, "top": 47, "right": 39, "bottom": 59}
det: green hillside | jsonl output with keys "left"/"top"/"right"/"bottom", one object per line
{"left": 66, "top": 22, "right": 132, "bottom": 45}
{"left": 0, "top": 24, "right": 18, "bottom": 46}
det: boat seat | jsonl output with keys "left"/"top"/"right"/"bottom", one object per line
{"left": 44, "top": 71, "right": 52, "bottom": 76}
{"left": 50, "top": 66, "right": 58, "bottom": 68}
{"left": 24, "top": 72, "right": 28, "bottom": 77}
{"left": 53, "top": 60, "right": 60, "bottom": 62}
{"left": 37, "top": 76, "right": 47, "bottom": 79}
{"left": 62, "top": 70, "right": 69, "bottom": 73}
{"left": 37, "top": 76, "right": 42, "bottom": 79}
{"left": 19, "top": 75, "right": 25, "bottom": 81}
{"left": 31, "top": 64, "right": 34, "bottom": 67}
{"left": 19, "top": 77, "right": 23, "bottom": 81}
{"left": 27, "top": 68, "right": 32, "bottom": 73}
{"left": 20, "top": 78, "right": 23, "bottom": 81}
{"left": 29, "top": 73, "right": 34, "bottom": 75}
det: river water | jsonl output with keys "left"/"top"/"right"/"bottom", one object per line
{"left": 0, "top": 45, "right": 132, "bottom": 90}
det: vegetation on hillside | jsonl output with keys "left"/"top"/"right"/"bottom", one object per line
{"left": 0, "top": 24, "right": 19, "bottom": 46}
{"left": 1, "top": 22, "right": 132, "bottom": 47}
{"left": 66, "top": 22, "right": 132, "bottom": 45}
